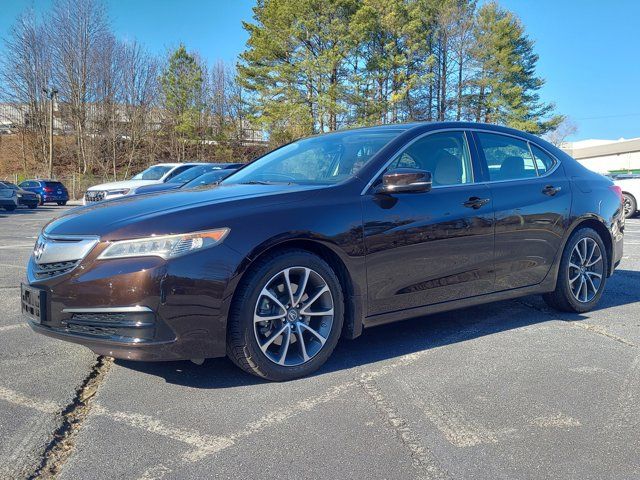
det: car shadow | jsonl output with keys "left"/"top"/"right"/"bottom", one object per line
{"left": 115, "top": 268, "right": 640, "bottom": 389}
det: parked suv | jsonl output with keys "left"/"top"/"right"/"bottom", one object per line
{"left": 19, "top": 179, "right": 69, "bottom": 206}
{"left": 83, "top": 163, "right": 207, "bottom": 204}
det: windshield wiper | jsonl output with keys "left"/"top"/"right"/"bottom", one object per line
{"left": 239, "top": 180, "right": 277, "bottom": 185}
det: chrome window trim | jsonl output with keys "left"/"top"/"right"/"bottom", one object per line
{"left": 360, "top": 128, "right": 477, "bottom": 195}
{"left": 62, "top": 306, "right": 152, "bottom": 313}
{"left": 361, "top": 127, "right": 562, "bottom": 195}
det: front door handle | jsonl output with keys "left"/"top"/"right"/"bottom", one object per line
{"left": 463, "top": 197, "right": 490, "bottom": 209}
{"left": 542, "top": 185, "right": 561, "bottom": 196}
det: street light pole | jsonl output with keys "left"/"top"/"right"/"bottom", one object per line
{"left": 42, "top": 87, "right": 58, "bottom": 178}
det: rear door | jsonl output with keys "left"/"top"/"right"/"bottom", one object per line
{"left": 472, "top": 131, "right": 571, "bottom": 290}
{"left": 362, "top": 130, "right": 495, "bottom": 316}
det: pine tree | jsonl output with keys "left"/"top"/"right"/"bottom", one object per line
{"left": 472, "top": 2, "right": 561, "bottom": 133}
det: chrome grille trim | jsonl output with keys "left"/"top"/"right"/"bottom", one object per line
{"left": 30, "top": 234, "right": 99, "bottom": 281}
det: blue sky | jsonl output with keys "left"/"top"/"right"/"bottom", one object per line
{"left": 2, "top": 0, "right": 639, "bottom": 141}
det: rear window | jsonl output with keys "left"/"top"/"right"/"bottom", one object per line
{"left": 45, "top": 182, "right": 64, "bottom": 188}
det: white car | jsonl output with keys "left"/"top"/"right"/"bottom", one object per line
{"left": 84, "top": 163, "right": 206, "bottom": 204}
{"left": 613, "top": 175, "right": 640, "bottom": 218}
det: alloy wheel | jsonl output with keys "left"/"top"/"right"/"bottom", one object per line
{"left": 253, "top": 266, "right": 334, "bottom": 366}
{"left": 623, "top": 195, "right": 633, "bottom": 218}
{"left": 568, "top": 237, "right": 604, "bottom": 303}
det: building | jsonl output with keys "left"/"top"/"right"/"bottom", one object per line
{"left": 561, "top": 137, "right": 640, "bottom": 174}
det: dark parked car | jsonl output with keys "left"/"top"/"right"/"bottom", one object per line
{"left": 1, "top": 182, "right": 39, "bottom": 209}
{"left": 22, "top": 122, "right": 624, "bottom": 381}
{"left": 133, "top": 163, "right": 244, "bottom": 195}
{"left": 0, "top": 182, "right": 19, "bottom": 211}
{"left": 182, "top": 167, "right": 242, "bottom": 188}
{"left": 19, "top": 179, "right": 69, "bottom": 205}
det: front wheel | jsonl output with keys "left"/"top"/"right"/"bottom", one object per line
{"left": 543, "top": 227, "right": 607, "bottom": 313}
{"left": 622, "top": 193, "right": 637, "bottom": 219}
{"left": 3, "top": 205, "right": 16, "bottom": 212}
{"left": 28, "top": 204, "right": 37, "bottom": 209}
{"left": 227, "top": 249, "right": 344, "bottom": 381}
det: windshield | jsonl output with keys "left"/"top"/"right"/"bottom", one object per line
{"left": 222, "top": 129, "right": 403, "bottom": 186}
{"left": 167, "top": 165, "right": 218, "bottom": 184}
{"left": 132, "top": 165, "right": 173, "bottom": 181}
{"left": 185, "top": 169, "right": 236, "bottom": 188}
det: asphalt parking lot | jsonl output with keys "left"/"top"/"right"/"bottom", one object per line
{"left": 0, "top": 206, "right": 639, "bottom": 480}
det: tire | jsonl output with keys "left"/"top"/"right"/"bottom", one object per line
{"left": 227, "top": 249, "right": 344, "bottom": 381}
{"left": 622, "top": 193, "right": 637, "bottom": 219}
{"left": 3, "top": 205, "right": 16, "bottom": 212}
{"left": 543, "top": 227, "right": 608, "bottom": 313}
{"left": 28, "top": 204, "right": 37, "bottom": 209}
{"left": 57, "top": 201, "right": 67, "bottom": 206}
{"left": 38, "top": 196, "right": 44, "bottom": 206}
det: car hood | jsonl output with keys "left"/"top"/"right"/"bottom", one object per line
{"left": 44, "top": 183, "right": 322, "bottom": 240}
{"left": 135, "top": 183, "right": 181, "bottom": 194}
{"left": 87, "top": 180, "right": 160, "bottom": 191}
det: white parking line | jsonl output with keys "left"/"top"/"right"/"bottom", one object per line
{"left": 0, "top": 245, "right": 33, "bottom": 250}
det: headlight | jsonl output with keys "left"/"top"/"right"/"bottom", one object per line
{"left": 105, "top": 188, "right": 130, "bottom": 196}
{"left": 98, "top": 228, "right": 230, "bottom": 260}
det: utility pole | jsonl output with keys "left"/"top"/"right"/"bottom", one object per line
{"left": 42, "top": 87, "right": 58, "bottom": 178}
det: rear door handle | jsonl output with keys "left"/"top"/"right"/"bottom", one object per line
{"left": 463, "top": 197, "right": 490, "bottom": 209}
{"left": 542, "top": 185, "right": 561, "bottom": 196}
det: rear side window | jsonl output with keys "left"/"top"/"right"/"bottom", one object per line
{"left": 476, "top": 132, "right": 537, "bottom": 181}
{"left": 530, "top": 144, "right": 556, "bottom": 175}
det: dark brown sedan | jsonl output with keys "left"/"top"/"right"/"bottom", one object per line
{"left": 22, "top": 122, "right": 625, "bottom": 381}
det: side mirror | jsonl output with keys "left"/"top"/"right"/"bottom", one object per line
{"left": 375, "top": 168, "right": 432, "bottom": 194}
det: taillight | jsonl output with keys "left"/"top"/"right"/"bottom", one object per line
{"left": 609, "top": 185, "right": 623, "bottom": 202}
{"left": 44, "top": 187, "right": 53, "bottom": 192}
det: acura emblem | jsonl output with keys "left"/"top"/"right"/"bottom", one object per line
{"left": 33, "top": 238, "right": 46, "bottom": 263}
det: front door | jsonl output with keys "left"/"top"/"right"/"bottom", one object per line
{"left": 362, "top": 131, "right": 495, "bottom": 316}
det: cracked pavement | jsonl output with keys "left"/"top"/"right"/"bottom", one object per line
{"left": 0, "top": 206, "right": 639, "bottom": 479}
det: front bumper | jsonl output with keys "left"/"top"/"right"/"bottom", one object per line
{"left": 0, "top": 197, "right": 18, "bottom": 207}
{"left": 26, "top": 242, "right": 244, "bottom": 361}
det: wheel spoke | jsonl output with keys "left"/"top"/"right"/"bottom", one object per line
{"left": 254, "top": 313, "right": 285, "bottom": 323}
{"left": 299, "top": 285, "right": 329, "bottom": 314}
{"left": 283, "top": 269, "right": 295, "bottom": 307}
{"left": 585, "top": 274, "right": 597, "bottom": 297}
{"left": 260, "top": 324, "right": 288, "bottom": 353}
{"left": 585, "top": 241, "right": 597, "bottom": 265}
{"left": 294, "top": 268, "right": 310, "bottom": 306}
{"left": 569, "top": 272, "right": 581, "bottom": 284}
{"left": 575, "top": 239, "right": 585, "bottom": 264}
{"left": 586, "top": 254, "right": 602, "bottom": 267}
{"left": 586, "top": 271, "right": 602, "bottom": 280}
{"left": 580, "top": 277, "right": 588, "bottom": 302}
{"left": 277, "top": 325, "right": 291, "bottom": 365}
{"left": 299, "top": 322, "right": 327, "bottom": 345}
{"left": 303, "top": 308, "right": 334, "bottom": 317}
{"left": 296, "top": 329, "right": 310, "bottom": 362}
{"left": 260, "top": 289, "right": 287, "bottom": 313}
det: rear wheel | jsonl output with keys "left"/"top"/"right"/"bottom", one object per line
{"left": 57, "top": 201, "right": 67, "bottom": 206}
{"left": 227, "top": 249, "right": 344, "bottom": 381}
{"left": 28, "top": 203, "right": 37, "bottom": 209}
{"left": 543, "top": 227, "right": 607, "bottom": 313}
{"left": 622, "top": 193, "right": 637, "bottom": 218}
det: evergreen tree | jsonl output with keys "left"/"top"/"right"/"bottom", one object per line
{"left": 472, "top": 2, "right": 561, "bottom": 133}
{"left": 160, "top": 44, "right": 204, "bottom": 143}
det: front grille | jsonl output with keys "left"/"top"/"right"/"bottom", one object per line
{"left": 65, "top": 324, "right": 118, "bottom": 337}
{"left": 70, "top": 312, "right": 128, "bottom": 323}
{"left": 33, "top": 260, "right": 80, "bottom": 279}
{"left": 85, "top": 191, "right": 105, "bottom": 202}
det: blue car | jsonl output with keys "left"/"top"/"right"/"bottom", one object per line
{"left": 18, "top": 179, "right": 70, "bottom": 205}
{"left": 133, "top": 163, "right": 244, "bottom": 195}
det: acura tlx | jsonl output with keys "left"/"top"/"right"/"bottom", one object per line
{"left": 21, "top": 122, "right": 624, "bottom": 381}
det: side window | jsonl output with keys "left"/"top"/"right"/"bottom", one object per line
{"left": 386, "top": 132, "right": 473, "bottom": 187}
{"left": 165, "top": 165, "right": 191, "bottom": 180}
{"left": 19, "top": 181, "right": 28, "bottom": 188}
{"left": 530, "top": 144, "right": 556, "bottom": 175}
{"left": 476, "top": 132, "right": 537, "bottom": 181}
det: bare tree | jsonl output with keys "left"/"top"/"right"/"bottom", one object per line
{"left": 49, "top": 0, "right": 110, "bottom": 173}
{"left": 0, "top": 9, "right": 51, "bottom": 173}
{"left": 544, "top": 117, "right": 578, "bottom": 147}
